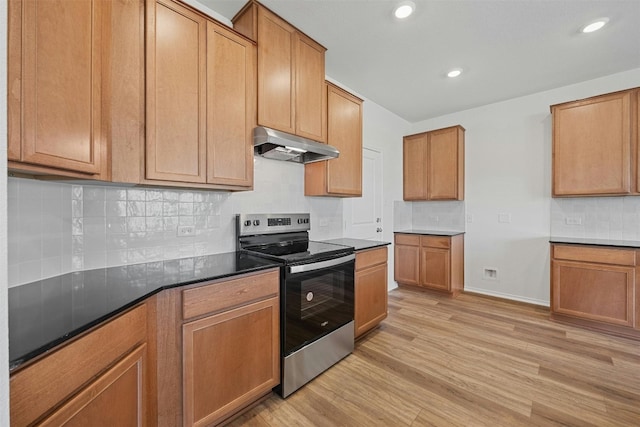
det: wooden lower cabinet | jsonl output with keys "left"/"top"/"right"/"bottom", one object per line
{"left": 183, "top": 297, "right": 280, "bottom": 427}
{"left": 10, "top": 302, "right": 154, "bottom": 426}
{"left": 393, "top": 234, "right": 420, "bottom": 286}
{"left": 420, "top": 247, "right": 450, "bottom": 291}
{"left": 355, "top": 246, "right": 388, "bottom": 338}
{"left": 156, "top": 268, "right": 281, "bottom": 427}
{"left": 39, "top": 345, "right": 147, "bottom": 427}
{"left": 551, "top": 243, "right": 640, "bottom": 338}
{"left": 394, "top": 233, "right": 464, "bottom": 296}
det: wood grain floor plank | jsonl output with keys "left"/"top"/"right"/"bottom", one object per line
{"left": 225, "top": 288, "right": 640, "bottom": 426}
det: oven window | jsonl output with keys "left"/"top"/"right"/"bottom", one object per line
{"left": 300, "top": 272, "right": 345, "bottom": 320}
{"left": 283, "top": 259, "right": 354, "bottom": 355}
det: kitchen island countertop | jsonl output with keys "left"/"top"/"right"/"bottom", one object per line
{"left": 8, "top": 252, "right": 281, "bottom": 371}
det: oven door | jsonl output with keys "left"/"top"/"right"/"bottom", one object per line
{"left": 283, "top": 254, "right": 355, "bottom": 355}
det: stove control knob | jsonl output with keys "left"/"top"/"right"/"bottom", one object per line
{"left": 297, "top": 218, "right": 303, "bottom": 224}
{"left": 253, "top": 220, "right": 260, "bottom": 226}
{"left": 244, "top": 220, "right": 251, "bottom": 227}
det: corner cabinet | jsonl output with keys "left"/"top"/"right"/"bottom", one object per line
{"left": 551, "top": 87, "right": 639, "bottom": 197}
{"left": 8, "top": 0, "right": 142, "bottom": 179}
{"left": 305, "top": 82, "right": 364, "bottom": 197}
{"left": 394, "top": 233, "right": 464, "bottom": 296}
{"left": 145, "top": 0, "right": 255, "bottom": 190}
{"left": 233, "top": 0, "right": 326, "bottom": 143}
{"left": 551, "top": 243, "right": 640, "bottom": 339}
{"left": 10, "top": 302, "right": 155, "bottom": 426}
{"left": 355, "top": 246, "right": 388, "bottom": 338}
{"left": 156, "top": 268, "right": 280, "bottom": 427}
{"left": 403, "top": 126, "right": 465, "bottom": 201}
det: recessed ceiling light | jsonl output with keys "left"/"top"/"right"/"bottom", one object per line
{"left": 581, "top": 17, "right": 609, "bottom": 33}
{"left": 447, "top": 69, "right": 462, "bottom": 78}
{"left": 394, "top": 1, "right": 415, "bottom": 19}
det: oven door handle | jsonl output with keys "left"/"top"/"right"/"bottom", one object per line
{"left": 289, "top": 254, "right": 355, "bottom": 274}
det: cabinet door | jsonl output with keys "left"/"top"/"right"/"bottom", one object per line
{"left": 637, "top": 90, "right": 640, "bottom": 194}
{"left": 257, "top": 7, "right": 295, "bottom": 134}
{"left": 295, "top": 34, "right": 326, "bottom": 142}
{"left": 403, "top": 134, "right": 427, "bottom": 200}
{"left": 552, "top": 91, "right": 632, "bottom": 196}
{"left": 394, "top": 244, "right": 420, "bottom": 285}
{"left": 355, "top": 263, "right": 388, "bottom": 338}
{"left": 183, "top": 297, "right": 280, "bottom": 427}
{"left": 552, "top": 260, "right": 634, "bottom": 327}
{"left": 206, "top": 21, "right": 255, "bottom": 188}
{"left": 428, "top": 127, "right": 462, "bottom": 200}
{"left": 326, "top": 84, "right": 363, "bottom": 195}
{"left": 420, "top": 247, "right": 450, "bottom": 291}
{"left": 38, "top": 345, "right": 147, "bottom": 427}
{"left": 146, "top": 0, "right": 207, "bottom": 183}
{"left": 18, "top": 0, "right": 104, "bottom": 174}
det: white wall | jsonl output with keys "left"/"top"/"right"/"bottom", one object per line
{"left": 1, "top": 0, "right": 11, "bottom": 422}
{"left": 411, "top": 68, "right": 640, "bottom": 305}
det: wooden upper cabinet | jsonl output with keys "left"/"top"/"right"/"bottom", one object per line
{"left": 206, "top": 21, "right": 255, "bottom": 188}
{"left": 552, "top": 90, "right": 634, "bottom": 196}
{"left": 403, "top": 126, "right": 465, "bottom": 201}
{"left": 8, "top": 0, "right": 105, "bottom": 176}
{"left": 256, "top": 6, "right": 295, "bottom": 134}
{"left": 145, "top": 0, "right": 255, "bottom": 190}
{"left": 403, "top": 133, "right": 427, "bottom": 200}
{"left": 305, "top": 83, "right": 363, "bottom": 197}
{"left": 233, "top": 1, "right": 327, "bottom": 142}
{"left": 146, "top": 0, "right": 207, "bottom": 183}
{"left": 295, "top": 33, "right": 327, "bottom": 142}
{"left": 428, "top": 127, "right": 465, "bottom": 200}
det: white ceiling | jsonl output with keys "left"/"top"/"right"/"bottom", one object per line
{"left": 201, "top": 0, "right": 640, "bottom": 123}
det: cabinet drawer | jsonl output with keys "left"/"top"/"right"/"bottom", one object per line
{"left": 420, "top": 235, "right": 450, "bottom": 249}
{"left": 356, "top": 246, "right": 388, "bottom": 271}
{"left": 553, "top": 244, "right": 635, "bottom": 266}
{"left": 395, "top": 234, "right": 420, "bottom": 246}
{"left": 10, "top": 304, "right": 147, "bottom": 427}
{"left": 182, "top": 269, "right": 279, "bottom": 320}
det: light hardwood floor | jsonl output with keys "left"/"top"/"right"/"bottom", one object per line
{"left": 227, "top": 287, "right": 640, "bottom": 426}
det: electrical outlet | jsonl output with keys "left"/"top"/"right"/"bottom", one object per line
{"left": 498, "top": 213, "right": 511, "bottom": 223}
{"left": 483, "top": 268, "right": 498, "bottom": 280}
{"left": 565, "top": 217, "right": 582, "bottom": 225}
{"left": 177, "top": 225, "right": 195, "bottom": 237}
{"left": 466, "top": 213, "right": 473, "bottom": 223}
{"left": 319, "top": 219, "right": 329, "bottom": 227}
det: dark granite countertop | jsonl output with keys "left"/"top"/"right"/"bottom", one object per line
{"left": 550, "top": 236, "right": 640, "bottom": 249}
{"left": 9, "top": 252, "right": 282, "bottom": 371}
{"left": 321, "top": 238, "right": 390, "bottom": 251}
{"left": 394, "top": 229, "right": 465, "bottom": 236}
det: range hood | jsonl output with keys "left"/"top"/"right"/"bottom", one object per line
{"left": 253, "top": 126, "right": 339, "bottom": 164}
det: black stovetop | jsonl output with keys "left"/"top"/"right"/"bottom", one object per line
{"left": 245, "top": 240, "right": 354, "bottom": 264}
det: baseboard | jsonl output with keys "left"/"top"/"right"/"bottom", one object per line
{"left": 463, "top": 286, "right": 550, "bottom": 307}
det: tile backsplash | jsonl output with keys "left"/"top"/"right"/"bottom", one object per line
{"left": 8, "top": 156, "right": 344, "bottom": 287}
{"left": 550, "top": 196, "right": 640, "bottom": 240}
{"left": 393, "top": 200, "right": 466, "bottom": 231}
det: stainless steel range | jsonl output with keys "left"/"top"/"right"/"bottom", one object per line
{"left": 236, "top": 213, "right": 355, "bottom": 398}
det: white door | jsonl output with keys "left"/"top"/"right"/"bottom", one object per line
{"left": 344, "top": 148, "right": 383, "bottom": 240}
